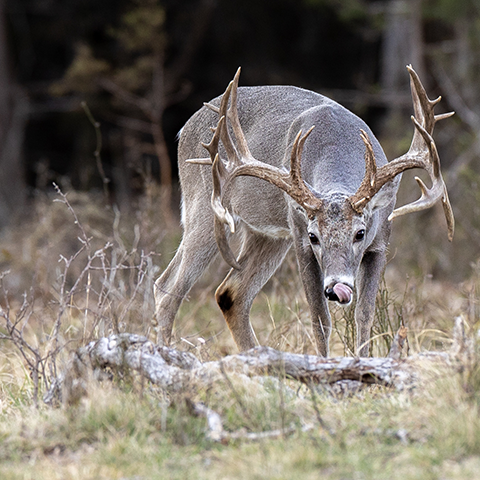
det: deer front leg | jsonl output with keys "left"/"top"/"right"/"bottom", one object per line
{"left": 290, "top": 222, "right": 332, "bottom": 356}
{"left": 354, "top": 249, "right": 387, "bottom": 357}
{"left": 295, "top": 244, "right": 332, "bottom": 356}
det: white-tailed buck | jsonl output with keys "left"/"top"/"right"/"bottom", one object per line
{"left": 154, "top": 66, "right": 454, "bottom": 356}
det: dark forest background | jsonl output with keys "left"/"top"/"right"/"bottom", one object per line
{"left": 0, "top": 0, "right": 479, "bottom": 280}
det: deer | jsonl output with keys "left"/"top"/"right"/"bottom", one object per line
{"left": 153, "top": 65, "right": 454, "bottom": 357}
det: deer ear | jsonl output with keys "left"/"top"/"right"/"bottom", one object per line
{"left": 368, "top": 177, "right": 401, "bottom": 213}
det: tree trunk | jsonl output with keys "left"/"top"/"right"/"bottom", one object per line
{"left": 380, "top": 0, "right": 426, "bottom": 150}
{"left": 0, "top": 0, "right": 27, "bottom": 229}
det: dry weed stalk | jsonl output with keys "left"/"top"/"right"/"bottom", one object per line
{"left": 0, "top": 279, "right": 47, "bottom": 408}
{"left": 0, "top": 185, "right": 157, "bottom": 406}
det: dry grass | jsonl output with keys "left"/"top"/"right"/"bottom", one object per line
{"left": 0, "top": 185, "right": 479, "bottom": 479}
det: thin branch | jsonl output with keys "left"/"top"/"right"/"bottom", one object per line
{"left": 81, "top": 101, "right": 110, "bottom": 200}
{"left": 97, "top": 77, "right": 151, "bottom": 116}
{"left": 431, "top": 62, "right": 480, "bottom": 132}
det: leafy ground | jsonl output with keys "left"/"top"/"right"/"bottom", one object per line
{"left": 0, "top": 187, "right": 479, "bottom": 479}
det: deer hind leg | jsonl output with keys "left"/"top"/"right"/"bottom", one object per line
{"left": 215, "top": 232, "right": 292, "bottom": 352}
{"left": 354, "top": 249, "right": 387, "bottom": 356}
{"left": 154, "top": 230, "right": 218, "bottom": 345}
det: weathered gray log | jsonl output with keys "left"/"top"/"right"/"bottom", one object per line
{"left": 85, "top": 334, "right": 409, "bottom": 388}
{"left": 45, "top": 317, "right": 469, "bottom": 407}
{"left": 41, "top": 318, "right": 471, "bottom": 445}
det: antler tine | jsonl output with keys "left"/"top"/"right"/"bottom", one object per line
{"left": 350, "top": 129, "right": 378, "bottom": 213}
{"left": 387, "top": 116, "right": 455, "bottom": 240}
{"left": 204, "top": 102, "right": 220, "bottom": 114}
{"left": 290, "top": 127, "right": 312, "bottom": 186}
{"left": 202, "top": 116, "right": 223, "bottom": 163}
{"left": 186, "top": 115, "right": 225, "bottom": 166}
{"left": 227, "top": 67, "right": 252, "bottom": 159}
{"left": 435, "top": 111, "right": 455, "bottom": 122}
{"left": 211, "top": 149, "right": 235, "bottom": 234}
{"left": 185, "top": 79, "right": 233, "bottom": 166}
{"left": 406, "top": 64, "right": 454, "bottom": 147}
{"left": 387, "top": 120, "right": 440, "bottom": 218}
{"left": 349, "top": 66, "right": 455, "bottom": 241}
{"left": 218, "top": 81, "right": 239, "bottom": 163}
{"left": 442, "top": 189, "right": 455, "bottom": 242}
{"left": 186, "top": 71, "right": 245, "bottom": 167}
{"left": 407, "top": 65, "right": 434, "bottom": 131}
{"left": 288, "top": 126, "right": 321, "bottom": 214}
{"left": 211, "top": 152, "right": 240, "bottom": 269}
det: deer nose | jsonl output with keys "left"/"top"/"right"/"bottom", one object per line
{"left": 324, "top": 287, "right": 339, "bottom": 302}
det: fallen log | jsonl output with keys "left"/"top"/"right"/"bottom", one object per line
{"left": 45, "top": 316, "right": 471, "bottom": 408}
{"left": 41, "top": 318, "right": 471, "bottom": 442}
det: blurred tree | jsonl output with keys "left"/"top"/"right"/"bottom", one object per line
{"left": 0, "top": 0, "right": 27, "bottom": 230}
{"left": 376, "top": 0, "right": 426, "bottom": 155}
{"left": 424, "top": 0, "right": 480, "bottom": 175}
{"left": 55, "top": 0, "right": 218, "bottom": 218}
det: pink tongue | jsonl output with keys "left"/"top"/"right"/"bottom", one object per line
{"left": 333, "top": 283, "right": 353, "bottom": 304}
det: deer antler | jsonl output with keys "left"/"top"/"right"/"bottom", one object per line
{"left": 349, "top": 65, "right": 455, "bottom": 241}
{"left": 188, "top": 68, "right": 322, "bottom": 269}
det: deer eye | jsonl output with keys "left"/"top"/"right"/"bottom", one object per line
{"left": 355, "top": 229, "right": 365, "bottom": 241}
{"left": 308, "top": 232, "right": 319, "bottom": 245}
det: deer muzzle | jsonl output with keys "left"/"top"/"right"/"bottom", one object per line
{"left": 324, "top": 282, "right": 353, "bottom": 305}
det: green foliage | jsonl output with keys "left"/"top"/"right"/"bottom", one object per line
{"left": 52, "top": 44, "right": 111, "bottom": 96}
{"left": 372, "top": 277, "right": 404, "bottom": 355}
{"left": 112, "top": 56, "right": 156, "bottom": 92}
{"left": 303, "top": 0, "right": 368, "bottom": 23}
{"left": 110, "top": 0, "right": 166, "bottom": 52}
{"left": 424, "top": 0, "right": 478, "bottom": 21}
{"left": 331, "top": 277, "right": 403, "bottom": 357}
{"left": 55, "top": 0, "right": 166, "bottom": 98}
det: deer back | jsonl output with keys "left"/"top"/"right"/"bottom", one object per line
{"left": 178, "top": 85, "right": 392, "bottom": 233}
